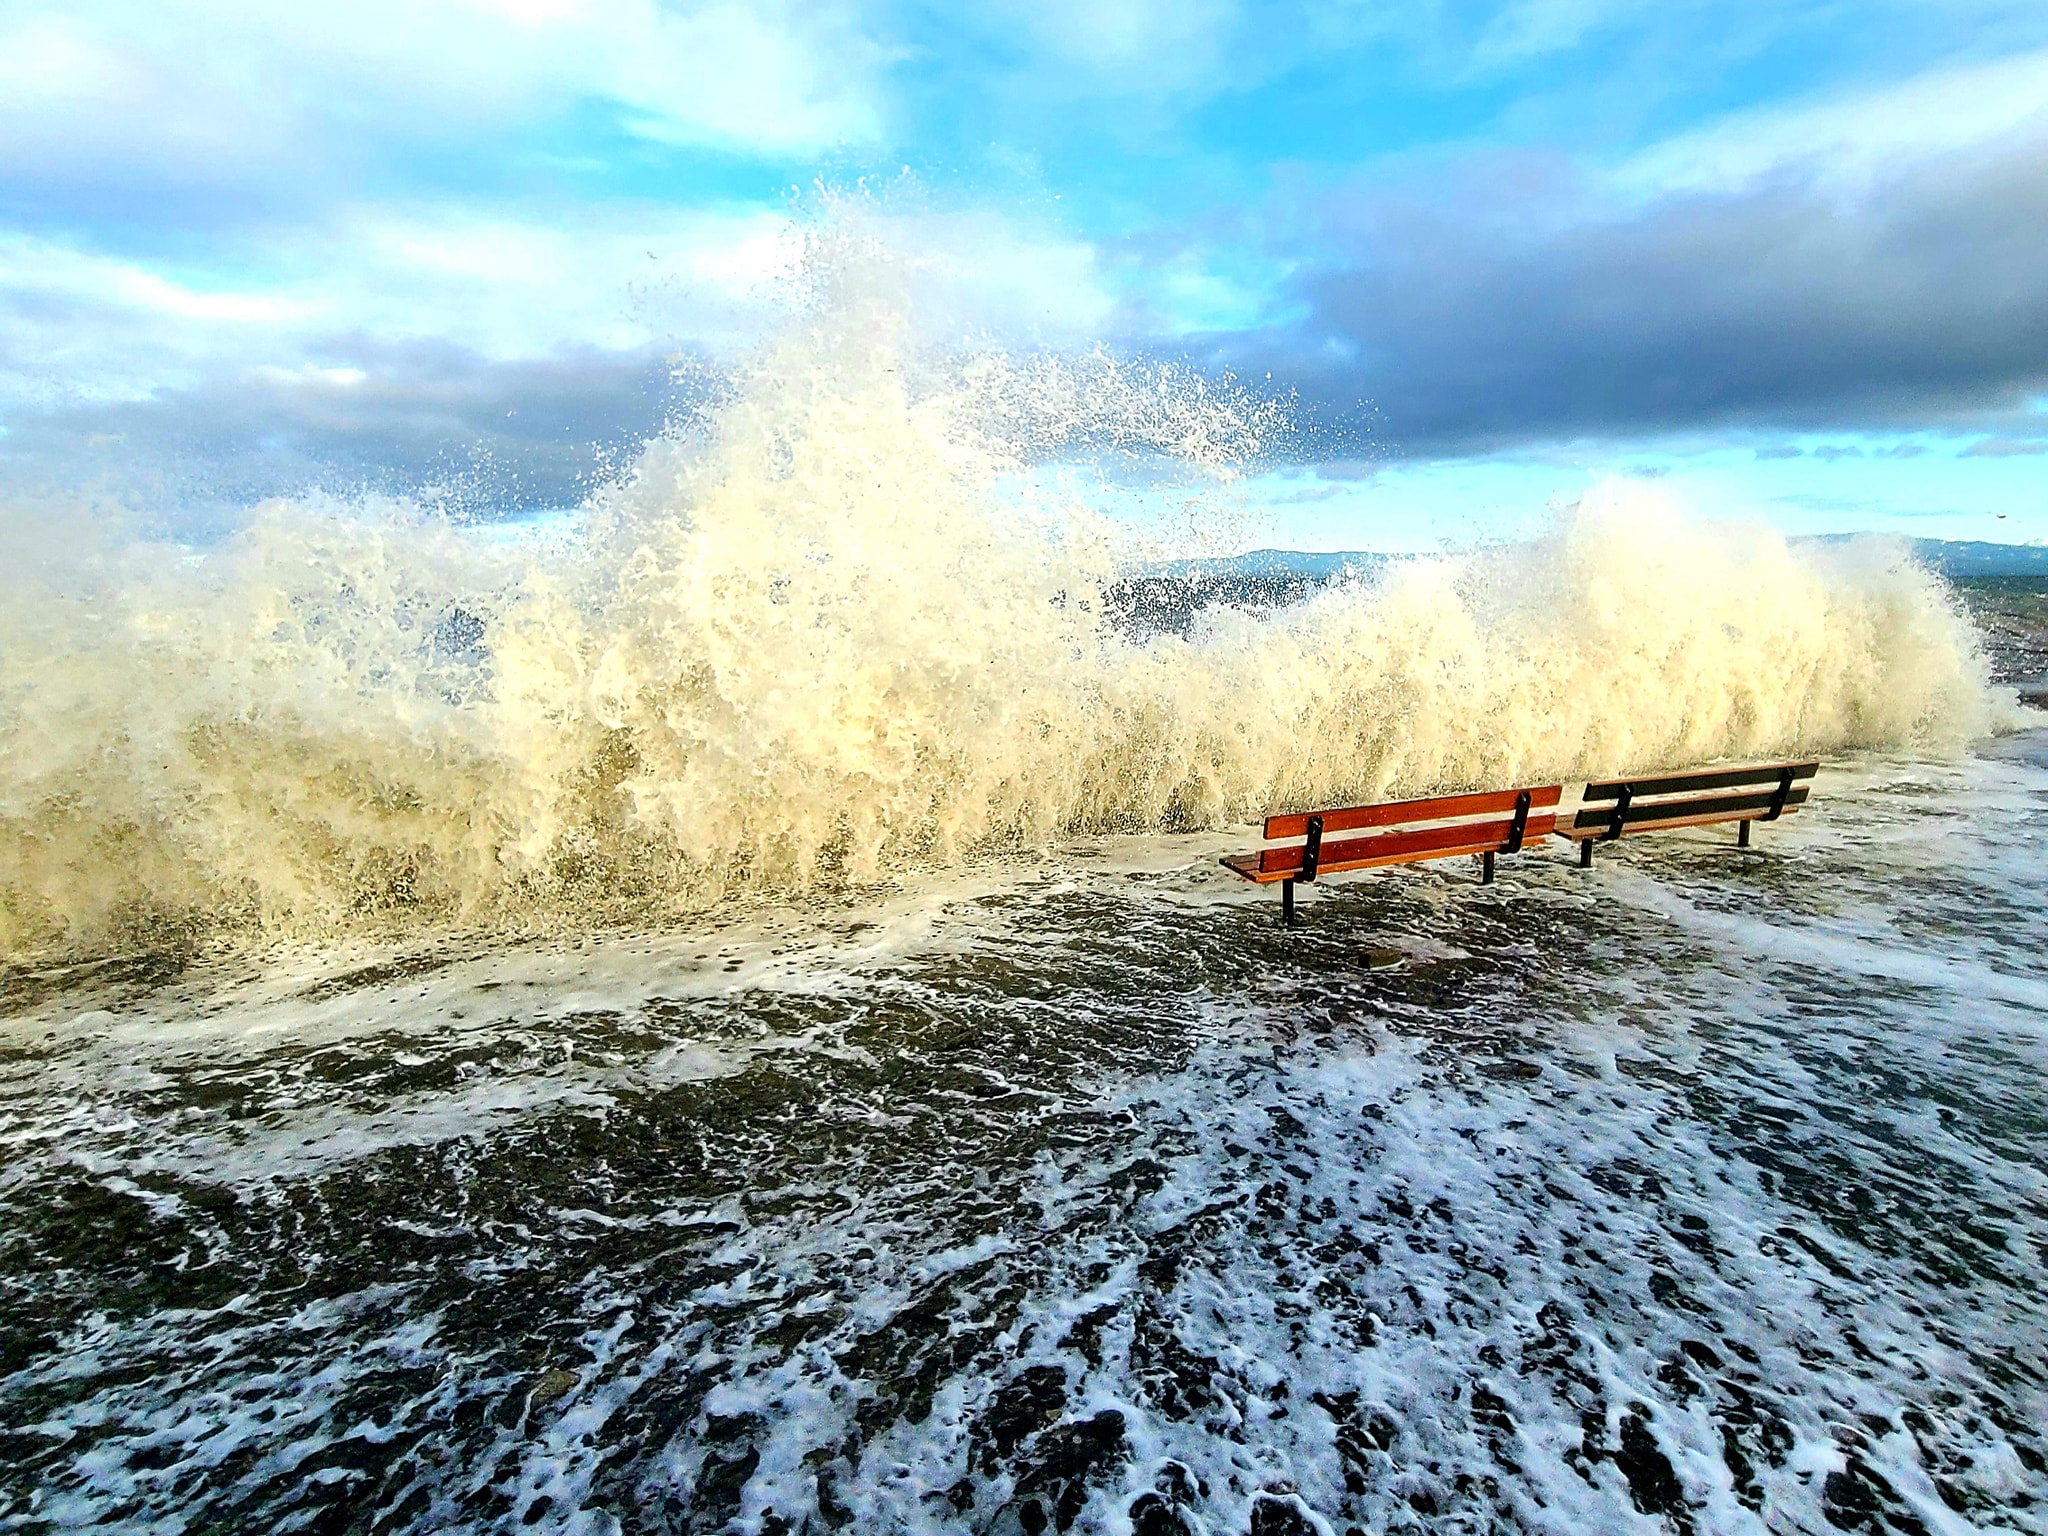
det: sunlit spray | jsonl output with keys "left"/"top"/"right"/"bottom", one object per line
{"left": 0, "top": 241, "right": 1993, "bottom": 961}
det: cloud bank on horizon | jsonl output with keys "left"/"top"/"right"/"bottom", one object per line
{"left": 1, "top": 0, "right": 2044, "bottom": 541}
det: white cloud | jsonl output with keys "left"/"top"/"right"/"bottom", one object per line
{"left": 0, "top": 235, "right": 315, "bottom": 406}
{"left": 0, "top": 205, "right": 799, "bottom": 407}
{"left": 0, "top": 0, "right": 887, "bottom": 187}
{"left": 1469, "top": 0, "right": 1631, "bottom": 69}
{"left": 0, "top": 198, "right": 1130, "bottom": 408}
{"left": 1615, "top": 45, "right": 2048, "bottom": 198}
{"left": 859, "top": 209, "right": 1121, "bottom": 341}
{"left": 0, "top": 192, "right": 1135, "bottom": 513}
{"left": 972, "top": 0, "right": 1243, "bottom": 93}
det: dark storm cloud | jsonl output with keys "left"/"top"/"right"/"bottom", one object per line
{"left": 1210, "top": 130, "right": 2048, "bottom": 454}
{"left": 0, "top": 340, "right": 693, "bottom": 525}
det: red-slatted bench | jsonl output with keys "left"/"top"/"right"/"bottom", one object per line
{"left": 1561, "top": 759, "right": 1819, "bottom": 867}
{"left": 1222, "top": 785, "right": 1564, "bottom": 922}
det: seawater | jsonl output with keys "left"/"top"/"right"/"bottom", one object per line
{"left": 3, "top": 722, "right": 2045, "bottom": 1535}
{"left": 1, "top": 289, "right": 2044, "bottom": 1534}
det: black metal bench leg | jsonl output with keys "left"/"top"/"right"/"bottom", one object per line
{"left": 1579, "top": 840, "right": 1594, "bottom": 869}
{"left": 1739, "top": 819, "right": 1751, "bottom": 848}
{"left": 1282, "top": 879, "right": 1295, "bottom": 925}
{"left": 1481, "top": 851, "right": 1495, "bottom": 884}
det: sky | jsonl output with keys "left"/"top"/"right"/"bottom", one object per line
{"left": 1, "top": 0, "right": 2045, "bottom": 548}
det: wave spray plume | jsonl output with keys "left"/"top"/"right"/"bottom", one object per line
{"left": 0, "top": 256, "right": 1993, "bottom": 961}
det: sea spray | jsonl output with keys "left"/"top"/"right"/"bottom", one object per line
{"left": 0, "top": 289, "right": 1992, "bottom": 960}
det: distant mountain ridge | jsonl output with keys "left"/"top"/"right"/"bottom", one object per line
{"left": 1151, "top": 539, "right": 2048, "bottom": 580}
{"left": 1803, "top": 537, "right": 2048, "bottom": 577}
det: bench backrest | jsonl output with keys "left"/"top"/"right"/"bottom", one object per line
{"left": 1256, "top": 785, "right": 1563, "bottom": 879}
{"left": 1567, "top": 759, "right": 1818, "bottom": 840}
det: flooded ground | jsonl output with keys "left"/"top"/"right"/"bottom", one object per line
{"left": 0, "top": 584, "right": 2043, "bottom": 1536}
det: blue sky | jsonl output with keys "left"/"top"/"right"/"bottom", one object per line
{"left": 1, "top": 0, "right": 2045, "bottom": 546}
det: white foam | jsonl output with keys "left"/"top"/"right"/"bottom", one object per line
{"left": 4, "top": 744, "right": 2045, "bottom": 1533}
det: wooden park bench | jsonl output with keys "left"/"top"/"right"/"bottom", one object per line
{"left": 1559, "top": 759, "right": 1819, "bottom": 867}
{"left": 1222, "top": 785, "right": 1564, "bottom": 922}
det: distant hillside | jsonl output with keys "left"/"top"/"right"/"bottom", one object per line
{"left": 1152, "top": 539, "right": 2048, "bottom": 581}
{"left": 1893, "top": 540, "right": 2048, "bottom": 577}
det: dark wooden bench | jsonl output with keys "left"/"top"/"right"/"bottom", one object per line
{"left": 1223, "top": 785, "right": 1564, "bottom": 921}
{"left": 1561, "top": 759, "right": 1819, "bottom": 866}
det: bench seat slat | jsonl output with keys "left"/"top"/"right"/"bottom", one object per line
{"left": 1581, "top": 760, "right": 1817, "bottom": 803}
{"left": 1256, "top": 810, "right": 1560, "bottom": 877}
{"left": 1264, "top": 784, "right": 1560, "bottom": 841}
{"left": 1566, "top": 784, "right": 1808, "bottom": 836}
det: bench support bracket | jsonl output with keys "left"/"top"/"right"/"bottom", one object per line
{"left": 1504, "top": 789, "right": 1531, "bottom": 854}
{"left": 1605, "top": 784, "right": 1633, "bottom": 841}
{"left": 1299, "top": 815, "right": 1324, "bottom": 883}
{"left": 1763, "top": 766, "right": 1796, "bottom": 821}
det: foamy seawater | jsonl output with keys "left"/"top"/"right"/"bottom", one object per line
{"left": 3, "top": 727, "right": 2044, "bottom": 1535}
